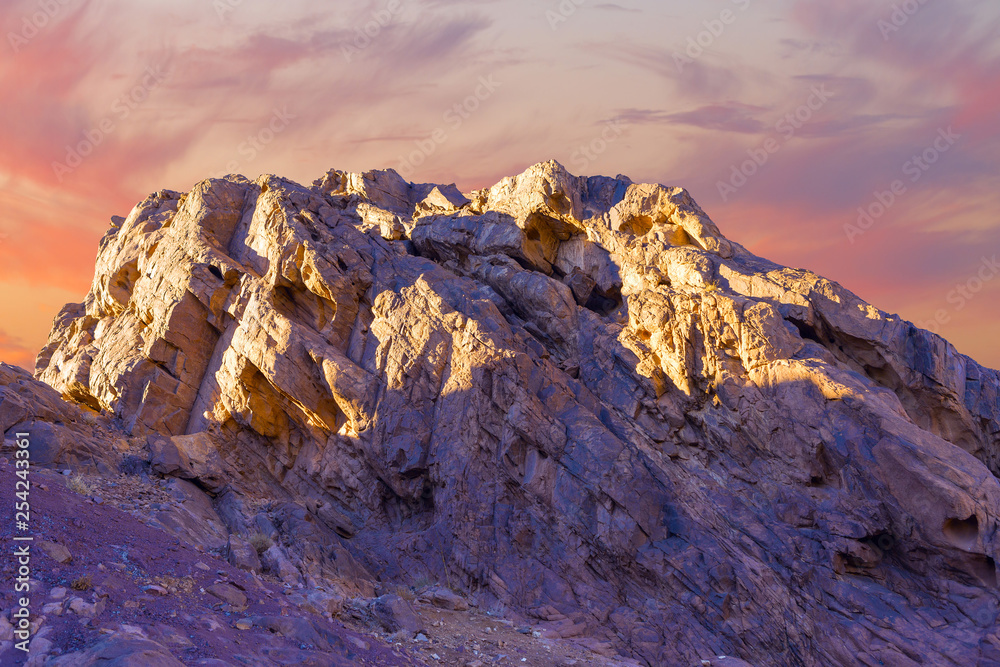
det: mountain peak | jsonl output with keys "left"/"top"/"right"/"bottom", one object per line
{"left": 15, "top": 163, "right": 1000, "bottom": 666}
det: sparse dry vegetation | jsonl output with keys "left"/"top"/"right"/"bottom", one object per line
{"left": 71, "top": 575, "right": 92, "bottom": 591}
{"left": 150, "top": 575, "right": 196, "bottom": 594}
{"left": 487, "top": 600, "right": 507, "bottom": 617}
{"left": 249, "top": 532, "right": 273, "bottom": 555}
{"left": 67, "top": 475, "right": 95, "bottom": 497}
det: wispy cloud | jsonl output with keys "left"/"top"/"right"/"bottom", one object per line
{"left": 0, "top": 330, "right": 33, "bottom": 371}
{"left": 0, "top": 0, "right": 997, "bottom": 370}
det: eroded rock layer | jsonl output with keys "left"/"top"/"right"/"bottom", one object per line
{"left": 33, "top": 161, "right": 1000, "bottom": 665}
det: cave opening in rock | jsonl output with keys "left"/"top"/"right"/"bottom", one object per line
{"left": 620, "top": 214, "right": 654, "bottom": 236}
{"left": 943, "top": 515, "right": 979, "bottom": 551}
{"left": 786, "top": 317, "right": 823, "bottom": 344}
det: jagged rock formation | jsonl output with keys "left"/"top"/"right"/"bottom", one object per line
{"left": 28, "top": 161, "right": 1000, "bottom": 666}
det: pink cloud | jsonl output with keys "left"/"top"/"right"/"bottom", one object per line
{"left": 0, "top": 329, "right": 34, "bottom": 372}
{"left": 0, "top": 0, "right": 996, "bottom": 372}
{"left": 0, "top": 219, "right": 101, "bottom": 291}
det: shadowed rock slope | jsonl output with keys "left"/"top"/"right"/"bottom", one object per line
{"left": 28, "top": 161, "right": 1000, "bottom": 665}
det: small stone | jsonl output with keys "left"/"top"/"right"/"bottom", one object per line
{"left": 206, "top": 583, "right": 248, "bottom": 609}
{"left": 0, "top": 616, "right": 14, "bottom": 642}
{"left": 120, "top": 623, "right": 146, "bottom": 636}
{"left": 142, "top": 584, "right": 169, "bottom": 596}
{"left": 199, "top": 616, "right": 225, "bottom": 632}
{"left": 37, "top": 540, "right": 73, "bottom": 564}
{"left": 27, "top": 635, "right": 53, "bottom": 658}
{"left": 420, "top": 585, "right": 470, "bottom": 611}
{"left": 68, "top": 598, "right": 95, "bottom": 616}
{"left": 346, "top": 636, "right": 370, "bottom": 651}
{"left": 41, "top": 602, "right": 62, "bottom": 615}
{"left": 414, "top": 633, "right": 429, "bottom": 642}
{"left": 235, "top": 618, "right": 253, "bottom": 630}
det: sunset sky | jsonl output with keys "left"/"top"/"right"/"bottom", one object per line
{"left": 1, "top": 0, "right": 998, "bottom": 371}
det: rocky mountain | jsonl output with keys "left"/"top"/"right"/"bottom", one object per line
{"left": 5, "top": 160, "right": 1000, "bottom": 666}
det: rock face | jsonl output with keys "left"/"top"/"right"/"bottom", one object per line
{"left": 30, "top": 161, "right": 1000, "bottom": 666}
{"left": 1, "top": 363, "right": 120, "bottom": 472}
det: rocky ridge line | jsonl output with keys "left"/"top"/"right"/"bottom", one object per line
{"left": 14, "top": 160, "right": 1000, "bottom": 666}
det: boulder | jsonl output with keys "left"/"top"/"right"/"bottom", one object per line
{"left": 260, "top": 545, "right": 301, "bottom": 586}
{"left": 226, "top": 534, "right": 261, "bottom": 573}
{"left": 370, "top": 594, "right": 422, "bottom": 635}
{"left": 418, "top": 586, "right": 469, "bottom": 611}
{"left": 205, "top": 582, "right": 248, "bottom": 609}
{"left": 148, "top": 432, "right": 227, "bottom": 492}
{"left": 150, "top": 479, "right": 229, "bottom": 550}
{"left": 48, "top": 634, "right": 185, "bottom": 666}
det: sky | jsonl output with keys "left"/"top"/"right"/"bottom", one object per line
{"left": 0, "top": 0, "right": 998, "bottom": 371}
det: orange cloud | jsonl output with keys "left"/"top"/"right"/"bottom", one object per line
{"left": 0, "top": 0, "right": 997, "bottom": 372}
{"left": 0, "top": 329, "right": 35, "bottom": 372}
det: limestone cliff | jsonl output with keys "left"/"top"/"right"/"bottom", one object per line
{"left": 27, "top": 161, "right": 1000, "bottom": 665}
